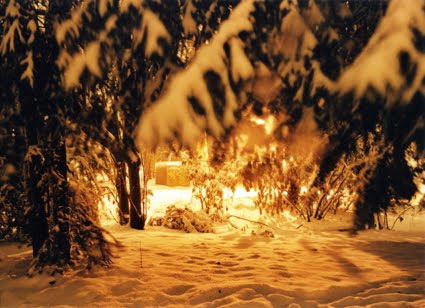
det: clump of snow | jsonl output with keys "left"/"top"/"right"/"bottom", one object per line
{"left": 149, "top": 205, "right": 214, "bottom": 233}
{"left": 55, "top": 4, "right": 86, "bottom": 44}
{"left": 182, "top": 0, "right": 197, "bottom": 36}
{"left": 134, "top": 0, "right": 255, "bottom": 149}
{"left": 338, "top": 0, "right": 425, "bottom": 105}
{"left": 63, "top": 42, "right": 102, "bottom": 89}
{"left": 20, "top": 51, "right": 34, "bottom": 87}
{"left": 120, "top": 0, "right": 143, "bottom": 13}
{"left": 301, "top": 0, "right": 325, "bottom": 29}
{"left": 98, "top": 0, "right": 113, "bottom": 17}
{"left": 26, "top": 19, "right": 36, "bottom": 45}
{"left": 59, "top": 0, "right": 168, "bottom": 89}
{"left": 277, "top": 6, "right": 317, "bottom": 59}
{"left": 229, "top": 38, "right": 254, "bottom": 83}
{"left": 5, "top": 0, "right": 20, "bottom": 18}
{"left": 60, "top": 13, "right": 119, "bottom": 89}
{"left": 0, "top": 19, "right": 23, "bottom": 55}
{"left": 133, "top": 9, "right": 170, "bottom": 57}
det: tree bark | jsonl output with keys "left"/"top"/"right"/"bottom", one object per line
{"left": 20, "top": 83, "right": 49, "bottom": 258}
{"left": 50, "top": 139, "right": 71, "bottom": 264}
{"left": 27, "top": 155, "right": 49, "bottom": 258}
{"left": 116, "top": 161, "right": 129, "bottom": 225}
{"left": 129, "top": 160, "right": 145, "bottom": 229}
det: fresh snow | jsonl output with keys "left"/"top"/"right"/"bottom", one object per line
{"left": 1, "top": 184, "right": 424, "bottom": 307}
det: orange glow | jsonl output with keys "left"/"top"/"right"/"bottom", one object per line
{"left": 250, "top": 115, "right": 275, "bottom": 135}
{"left": 300, "top": 186, "right": 308, "bottom": 195}
{"left": 251, "top": 117, "right": 265, "bottom": 125}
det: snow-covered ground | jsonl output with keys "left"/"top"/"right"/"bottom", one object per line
{"left": 0, "top": 185, "right": 424, "bottom": 307}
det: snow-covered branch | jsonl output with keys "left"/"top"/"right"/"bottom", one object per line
{"left": 338, "top": 0, "right": 425, "bottom": 106}
{"left": 58, "top": 0, "right": 171, "bottom": 89}
{"left": 134, "top": 0, "right": 256, "bottom": 149}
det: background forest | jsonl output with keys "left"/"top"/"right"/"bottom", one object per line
{"left": 0, "top": 0, "right": 424, "bottom": 273}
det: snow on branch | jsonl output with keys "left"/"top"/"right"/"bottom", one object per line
{"left": 55, "top": 0, "right": 115, "bottom": 43}
{"left": 5, "top": 0, "right": 20, "bottom": 18}
{"left": 182, "top": 0, "right": 197, "bottom": 36}
{"left": 134, "top": 0, "right": 256, "bottom": 149}
{"left": 59, "top": 14, "right": 118, "bottom": 89}
{"left": 0, "top": 0, "right": 24, "bottom": 55}
{"left": 0, "top": 19, "right": 23, "bottom": 54}
{"left": 55, "top": 4, "right": 87, "bottom": 45}
{"left": 20, "top": 50, "right": 34, "bottom": 87}
{"left": 134, "top": 9, "right": 170, "bottom": 57}
{"left": 338, "top": 0, "right": 425, "bottom": 105}
{"left": 58, "top": 0, "right": 170, "bottom": 89}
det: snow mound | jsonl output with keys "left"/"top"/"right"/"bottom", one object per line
{"left": 148, "top": 205, "right": 214, "bottom": 233}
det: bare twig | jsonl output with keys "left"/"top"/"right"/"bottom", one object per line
{"left": 107, "top": 207, "right": 120, "bottom": 224}
{"left": 227, "top": 215, "right": 274, "bottom": 230}
{"left": 390, "top": 207, "right": 414, "bottom": 230}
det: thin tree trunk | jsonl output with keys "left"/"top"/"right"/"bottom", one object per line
{"left": 116, "top": 161, "right": 129, "bottom": 225}
{"left": 129, "top": 160, "right": 144, "bottom": 230}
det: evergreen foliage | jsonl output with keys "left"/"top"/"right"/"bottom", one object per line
{"left": 0, "top": 0, "right": 423, "bottom": 272}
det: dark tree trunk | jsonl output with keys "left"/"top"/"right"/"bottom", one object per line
{"left": 129, "top": 160, "right": 145, "bottom": 229}
{"left": 50, "top": 139, "right": 71, "bottom": 264}
{"left": 116, "top": 161, "right": 129, "bottom": 225}
{"left": 27, "top": 156, "right": 49, "bottom": 258}
{"left": 20, "top": 84, "right": 49, "bottom": 258}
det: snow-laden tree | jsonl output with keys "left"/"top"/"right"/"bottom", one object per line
{"left": 133, "top": 0, "right": 424, "bottom": 229}
{"left": 2, "top": 0, "right": 241, "bottom": 271}
{"left": 1, "top": 0, "right": 424, "bottom": 274}
{"left": 0, "top": 0, "right": 118, "bottom": 271}
{"left": 56, "top": 0, "right": 242, "bottom": 230}
{"left": 134, "top": 0, "right": 256, "bottom": 149}
{"left": 333, "top": 0, "right": 425, "bottom": 229}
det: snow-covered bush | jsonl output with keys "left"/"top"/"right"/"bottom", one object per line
{"left": 241, "top": 146, "right": 317, "bottom": 220}
{"left": 148, "top": 205, "right": 214, "bottom": 233}
{"left": 182, "top": 144, "right": 243, "bottom": 215}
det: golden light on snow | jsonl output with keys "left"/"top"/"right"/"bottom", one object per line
{"left": 282, "top": 159, "right": 288, "bottom": 170}
{"left": 231, "top": 187, "right": 258, "bottom": 199}
{"left": 249, "top": 115, "right": 275, "bottom": 135}
{"left": 99, "top": 194, "right": 119, "bottom": 226}
{"left": 251, "top": 117, "right": 265, "bottom": 125}
{"left": 300, "top": 185, "right": 308, "bottom": 195}
{"left": 264, "top": 115, "right": 275, "bottom": 135}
